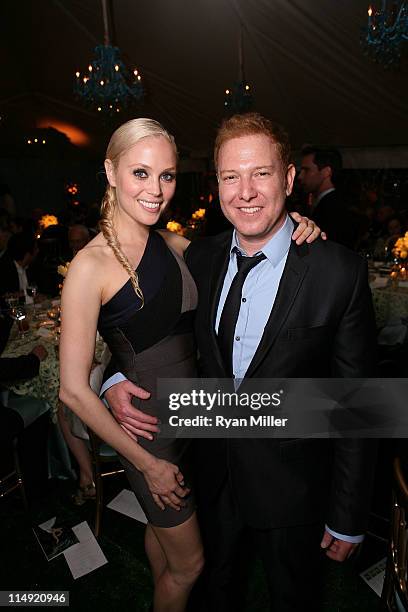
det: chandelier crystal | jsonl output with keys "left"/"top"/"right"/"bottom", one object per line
{"left": 362, "top": 1, "right": 408, "bottom": 67}
{"left": 74, "top": 0, "right": 144, "bottom": 114}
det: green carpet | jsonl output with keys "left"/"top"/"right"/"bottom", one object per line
{"left": 0, "top": 477, "right": 384, "bottom": 611}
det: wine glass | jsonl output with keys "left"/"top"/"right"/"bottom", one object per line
{"left": 26, "top": 284, "right": 38, "bottom": 318}
{"left": 10, "top": 306, "right": 28, "bottom": 338}
{"left": 4, "top": 293, "right": 19, "bottom": 310}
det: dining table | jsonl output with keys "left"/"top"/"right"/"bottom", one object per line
{"left": 2, "top": 300, "right": 106, "bottom": 478}
{"left": 369, "top": 263, "right": 408, "bottom": 329}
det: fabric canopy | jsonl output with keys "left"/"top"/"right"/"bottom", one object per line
{"left": 0, "top": 0, "right": 407, "bottom": 159}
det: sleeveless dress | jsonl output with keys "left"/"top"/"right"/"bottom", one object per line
{"left": 98, "top": 231, "right": 198, "bottom": 528}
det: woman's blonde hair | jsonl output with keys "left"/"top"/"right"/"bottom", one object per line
{"left": 100, "top": 118, "right": 177, "bottom": 306}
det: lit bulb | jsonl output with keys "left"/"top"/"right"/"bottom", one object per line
{"left": 34, "top": 138, "right": 38, "bottom": 143}
{"left": 225, "top": 89, "right": 230, "bottom": 95}
{"left": 109, "top": 105, "right": 113, "bottom": 109}
{"left": 42, "top": 140, "right": 46, "bottom": 144}
{"left": 116, "top": 108, "right": 120, "bottom": 113}
{"left": 100, "top": 80, "right": 104, "bottom": 85}
{"left": 88, "top": 65, "right": 93, "bottom": 71}
{"left": 75, "top": 71, "right": 80, "bottom": 78}
{"left": 83, "top": 77, "right": 88, "bottom": 83}
{"left": 115, "top": 65, "right": 119, "bottom": 71}
{"left": 137, "top": 75, "right": 141, "bottom": 81}
{"left": 27, "top": 139, "right": 32, "bottom": 144}
{"left": 133, "top": 69, "right": 138, "bottom": 76}
{"left": 245, "top": 85, "right": 250, "bottom": 90}
{"left": 97, "top": 107, "right": 102, "bottom": 112}
{"left": 368, "top": 6, "right": 373, "bottom": 17}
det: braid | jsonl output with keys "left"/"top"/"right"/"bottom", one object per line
{"left": 99, "top": 185, "right": 144, "bottom": 307}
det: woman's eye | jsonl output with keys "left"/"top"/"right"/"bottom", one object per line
{"left": 161, "top": 172, "right": 176, "bottom": 183}
{"left": 133, "top": 169, "right": 148, "bottom": 179}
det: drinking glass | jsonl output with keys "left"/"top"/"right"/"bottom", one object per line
{"left": 26, "top": 284, "right": 38, "bottom": 319}
{"left": 10, "top": 306, "right": 28, "bottom": 338}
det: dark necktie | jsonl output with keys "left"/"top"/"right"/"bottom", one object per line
{"left": 217, "top": 249, "right": 266, "bottom": 375}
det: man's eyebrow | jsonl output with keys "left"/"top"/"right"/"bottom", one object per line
{"left": 219, "top": 164, "right": 275, "bottom": 173}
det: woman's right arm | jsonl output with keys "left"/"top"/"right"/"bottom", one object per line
{"left": 59, "top": 251, "right": 188, "bottom": 510}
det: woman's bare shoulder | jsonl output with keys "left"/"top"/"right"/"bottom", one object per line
{"left": 157, "top": 229, "right": 190, "bottom": 256}
{"left": 67, "top": 233, "right": 111, "bottom": 278}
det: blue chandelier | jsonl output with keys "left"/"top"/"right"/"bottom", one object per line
{"left": 224, "top": 25, "right": 254, "bottom": 114}
{"left": 74, "top": 0, "right": 144, "bottom": 114}
{"left": 224, "top": 82, "right": 253, "bottom": 114}
{"left": 362, "top": 1, "right": 408, "bottom": 67}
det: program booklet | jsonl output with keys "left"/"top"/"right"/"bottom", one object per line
{"left": 32, "top": 517, "right": 79, "bottom": 561}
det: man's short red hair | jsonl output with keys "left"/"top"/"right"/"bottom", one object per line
{"left": 214, "top": 112, "right": 292, "bottom": 172}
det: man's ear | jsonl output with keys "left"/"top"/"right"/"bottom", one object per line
{"left": 322, "top": 165, "right": 332, "bottom": 181}
{"left": 285, "top": 164, "right": 296, "bottom": 196}
{"left": 104, "top": 159, "right": 116, "bottom": 187}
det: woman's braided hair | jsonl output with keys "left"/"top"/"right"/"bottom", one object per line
{"left": 100, "top": 118, "right": 177, "bottom": 306}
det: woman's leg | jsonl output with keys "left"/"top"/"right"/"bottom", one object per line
{"left": 145, "top": 524, "right": 167, "bottom": 584}
{"left": 150, "top": 512, "right": 204, "bottom": 612}
{"left": 58, "top": 407, "right": 94, "bottom": 487}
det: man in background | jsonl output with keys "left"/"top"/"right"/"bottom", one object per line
{"left": 299, "top": 145, "right": 360, "bottom": 249}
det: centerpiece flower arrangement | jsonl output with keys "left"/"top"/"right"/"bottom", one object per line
{"left": 57, "top": 262, "right": 70, "bottom": 279}
{"left": 391, "top": 231, "right": 408, "bottom": 284}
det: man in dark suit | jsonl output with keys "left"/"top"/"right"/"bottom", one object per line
{"left": 104, "top": 114, "right": 377, "bottom": 611}
{"left": 0, "top": 232, "right": 37, "bottom": 298}
{"left": 298, "top": 145, "right": 361, "bottom": 249}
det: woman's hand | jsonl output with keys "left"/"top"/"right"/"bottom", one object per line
{"left": 289, "top": 212, "right": 327, "bottom": 244}
{"left": 143, "top": 457, "right": 190, "bottom": 511}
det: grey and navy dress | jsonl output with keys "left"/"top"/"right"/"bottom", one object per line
{"left": 98, "top": 230, "right": 198, "bottom": 528}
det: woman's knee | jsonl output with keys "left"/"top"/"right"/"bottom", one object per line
{"left": 170, "top": 551, "right": 205, "bottom": 588}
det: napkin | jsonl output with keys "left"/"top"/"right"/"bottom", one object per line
{"left": 370, "top": 276, "right": 389, "bottom": 289}
{"left": 36, "top": 327, "right": 55, "bottom": 339}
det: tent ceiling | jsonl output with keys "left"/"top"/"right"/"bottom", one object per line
{"left": 1, "top": 0, "right": 407, "bottom": 157}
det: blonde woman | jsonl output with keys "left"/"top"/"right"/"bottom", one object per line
{"left": 59, "top": 118, "right": 320, "bottom": 612}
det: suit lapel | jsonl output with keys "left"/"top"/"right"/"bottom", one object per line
{"left": 245, "top": 242, "right": 309, "bottom": 378}
{"left": 207, "top": 233, "right": 232, "bottom": 375}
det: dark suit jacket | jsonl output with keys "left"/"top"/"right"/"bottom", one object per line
{"left": 0, "top": 254, "right": 19, "bottom": 296}
{"left": 185, "top": 230, "right": 377, "bottom": 534}
{"left": 311, "top": 190, "right": 362, "bottom": 250}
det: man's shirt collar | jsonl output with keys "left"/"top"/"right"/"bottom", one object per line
{"left": 231, "top": 214, "right": 294, "bottom": 268}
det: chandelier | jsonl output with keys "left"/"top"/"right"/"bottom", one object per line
{"left": 224, "top": 24, "right": 253, "bottom": 114}
{"left": 74, "top": 0, "right": 144, "bottom": 114}
{"left": 362, "top": 1, "right": 408, "bottom": 66}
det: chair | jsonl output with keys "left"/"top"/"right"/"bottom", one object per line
{"left": 87, "top": 428, "right": 124, "bottom": 537}
{"left": 0, "top": 436, "right": 29, "bottom": 512}
{"left": 381, "top": 456, "right": 408, "bottom": 611}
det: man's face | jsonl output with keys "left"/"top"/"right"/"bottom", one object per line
{"left": 217, "top": 134, "right": 295, "bottom": 251}
{"left": 298, "top": 153, "right": 326, "bottom": 194}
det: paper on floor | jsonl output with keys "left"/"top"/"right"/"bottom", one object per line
{"left": 360, "top": 557, "right": 386, "bottom": 597}
{"left": 107, "top": 489, "right": 148, "bottom": 524}
{"left": 63, "top": 521, "right": 108, "bottom": 579}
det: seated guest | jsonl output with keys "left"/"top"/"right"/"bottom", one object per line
{"left": 0, "top": 317, "right": 49, "bottom": 497}
{"left": 68, "top": 224, "right": 90, "bottom": 257}
{"left": 0, "top": 209, "right": 11, "bottom": 260}
{"left": 0, "top": 232, "right": 37, "bottom": 299}
{"left": 0, "top": 314, "right": 49, "bottom": 427}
